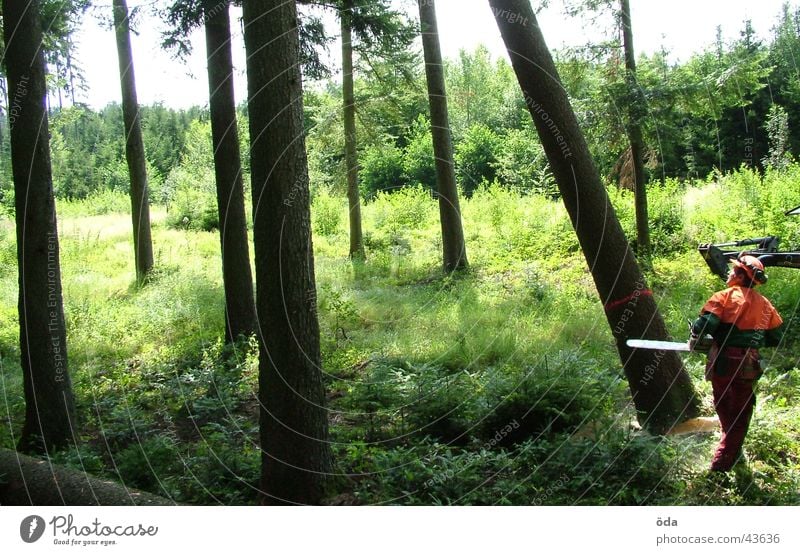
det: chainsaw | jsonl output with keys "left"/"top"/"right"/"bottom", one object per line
{"left": 626, "top": 335, "right": 712, "bottom": 352}
{"left": 626, "top": 319, "right": 713, "bottom": 353}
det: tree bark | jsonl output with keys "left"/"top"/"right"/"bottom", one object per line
{"left": 418, "top": 0, "right": 469, "bottom": 273}
{"left": 204, "top": 0, "right": 257, "bottom": 342}
{"left": 341, "top": 0, "right": 365, "bottom": 260}
{"left": 620, "top": 0, "right": 650, "bottom": 251}
{"left": 2, "top": 0, "right": 77, "bottom": 454}
{"left": 489, "top": 0, "right": 699, "bottom": 432}
{"left": 113, "top": 0, "right": 154, "bottom": 284}
{"left": 242, "top": 0, "right": 331, "bottom": 505}
{"left": 0, "top": 449, "right": 173, "bottom": 505}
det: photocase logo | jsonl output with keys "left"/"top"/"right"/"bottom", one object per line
{"left": 20, "top": 515, "right": 45, "bottom": 543}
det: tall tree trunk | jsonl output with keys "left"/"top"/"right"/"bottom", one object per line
{"left": 3, "top": 0, "right": 76, "bottom": 453}
{"left": 418, "top": 0, "right": 468, "bottom": 273}
{"left": 113, "top": 0, "right": 154, "bottom": 284}
{"left": 242, "top": 0, "right": 331, "bottom": 505}
{"left": 204, "top": 0, "right": 257, "bottom": 342}
{"left": 340, "top": 1, "right": 365, "bottom": 260}
{"left": 489, "top": 0, "right": 698, "bottom": 433}
{"left": 620, "top": 0, "right": 649, "bottom": 251}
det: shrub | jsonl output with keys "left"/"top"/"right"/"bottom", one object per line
{"left": 647, "top": 179, "right": 690, "bottom": 254}
{"left": 371, "top": 185, "right": 437, "bottom": 236}
{"left": 455, "top": 123, "right": 501, "bottom": 197}
{"left": 164, "top": 166, "right": 218, "bottom": 231}
{"left": 57, "top": 189, "right": 132, "bottom": 218}
{"left": 312, "top": 188, "right": 345, "bottom": 236}
{"left": 608, "top": 179, "right": 689, "bottom": 255}
{"left": 478, "top": 351, "right": 621, "bottom": 446}
{"left": 360, "top": 142, "right": 407, "bottom": 199}
{"left": 495, "top": 127, "right": 557, "bottom": 197}
{"left": 0, "top": 186, "right": 13, "bottom": 220}
{"left": 403, "top": 116, "right": 437, "bottom": 192}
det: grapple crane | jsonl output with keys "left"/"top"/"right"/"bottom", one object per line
{"left": 698, "top": 205, "right": 800, "bottom": 279}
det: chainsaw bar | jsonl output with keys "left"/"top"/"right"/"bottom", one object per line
{"left": 625, "top": 339, "right": 692, "bottom": 352}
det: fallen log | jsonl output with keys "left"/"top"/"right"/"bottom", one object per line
{"left": 0, "top": 448, "right": 175, "bottom": 505}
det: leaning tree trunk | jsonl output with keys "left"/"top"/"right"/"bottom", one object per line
{"left": 340, "top": 0, "right": 365, "bottom": 260}
{"left": 204, "top": 0, "right": 257, "bottom": 342}
{"left": 113, "top": 0, "right": 154, "bottom": 284}
{"left": 489, "top": 0, "right": 698, "bottom": 433}
{"left": 418, "top": 0, "right": 468, "bottom": 273}
{"left": 2, "top": 0, "right": 76, "bottom": 453}
{"left": 620, "top": 0, "right": 649, "bottom": 251}
{"left": 242, "top": 0, "right": 331, "bottom": 505}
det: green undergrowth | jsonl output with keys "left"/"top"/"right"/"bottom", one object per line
{"left": 1, "top": 166, "right": 800, "bottom": 504}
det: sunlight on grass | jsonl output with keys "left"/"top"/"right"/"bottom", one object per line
{"left": 1, "top": 170, "right": 800, "bottom": 504}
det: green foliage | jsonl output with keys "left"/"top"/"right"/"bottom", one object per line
{"left": 360, "top": 142, "right": 407, "bottom": 198}
{"left": 609, "top": 178, "right": 690, "bottom": 255}
{"left": 371, "top": 185, "right": 436, "bottom": 237}
{"left": 0, "top": 187, "right": 14, "bottom": 220}
{"left": 495, "top": 127, "right": 556, "bottom": 196}
{"left": 4, "top": 170, "right": 800, "bottom": 505}
{"left": 763, "top": 104, "right": 793, "bottom": 170}
{"left": 162, "top": 123, "right": 220, "bottom": 232}
{"left": 312, "top": 188, "right": 345, "bottom": 237}
{"left": 445, "top": 45, "right": 523, "bottom": 140}
{"left": 402, "top": 116, "right": 437, "bottom": 191}
{"left": 8, "top": 15, "right": 800, "bottom": 505}
{"left": 165, "top": 173, "right": 219, "bottom": 232}
{"left": 455, "top": 124, "right": 501, "bottom": 197}
{"left": 684, "top": 164, "right": 800, "bottom": 245}
{"left": 56, "top": 189, "right": 132, "bottom": 218}
{"left": 41, "top": 104, "right": 198, "bottom": 200}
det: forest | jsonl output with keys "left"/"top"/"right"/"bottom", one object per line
{"left": 0, "top": 0, "right": 799, "bottom": 506}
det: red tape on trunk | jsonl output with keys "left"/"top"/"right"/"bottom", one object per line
{"left": 604, "top": 288, "right": 652, "bottom": 312}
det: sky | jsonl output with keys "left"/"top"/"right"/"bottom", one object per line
{"left": 71, "top": 0, "right": 791, "bottom": 110}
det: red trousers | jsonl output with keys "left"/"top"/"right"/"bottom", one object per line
{"left": 710, "top": 373, "right": 756, "bottom": 471}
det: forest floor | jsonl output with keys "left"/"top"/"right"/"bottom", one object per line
{"left": 1, "top": 177, "right": 799, "bottom": 505}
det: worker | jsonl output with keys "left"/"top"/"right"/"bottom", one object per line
{"left": 690, "top": 254, "right": 783, "bottom": 472}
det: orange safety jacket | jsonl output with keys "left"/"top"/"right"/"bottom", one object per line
{"left": 692, "top": 285, "right": 783, "bottom": 379}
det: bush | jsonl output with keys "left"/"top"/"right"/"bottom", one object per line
{"left": 164, "top": 166, "right": 218, "bottom": 231}
{"left": 455, "top": 123, "right": 501, "bottom": 197}
{"left": 495, "top": 127, "right": 557, "bottom": 196}
{"left": 56, "top": 189, "right": 133, "bottom": 218}
{"left": 478, "top": 350, "right": 621, "bottom": 446}
{"left": 371, "top": 185, "right": 437, "bottom": 236}
{"left": 608, "top": 179, "right": 689, "bottom": 255}
{"left": 684, "top": 166, "right": 763, "bottom": 242}
{"left": 0, "top": 186, "right": 13, "bottom": 220}
{"left": 360, "top": 142, "right": 407, "bottom": 199}
{"left": 312, "top": 188, "right": 345, "bottom": 236}
{"left": 647, "top": 179, "right": 690, "bottom": 254}
{"left": 403, "top": 116, "right": 437, "bottom": 192}
{"left": 167, "top": 185, "right": 219, "bottom": 231}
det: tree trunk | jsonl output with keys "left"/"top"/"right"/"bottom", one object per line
{"left": 0, "top": 449, "right": 174, "bottom": 505}
{"left": 489, "top": 0, "right": 698, "bottom": 433}
{"left": 341, "top": 1, "right": 365, "bottom": 260}
{"left": 620, "top": 0, "right": 650, "bottom": 251}
{"left": 2, "top": 0, "right": 77, "bottom": 454}
{"left": 113, "top": 0, "right": 154, "bottom": 284}
{"left": 418, "top": 0, "right": 469, "bottom": 273}
{"left": 204, "top": 0, "right": 257, "bottom": 343}
{"left": 242, "top": 0, "right": 331, "bottom": 505}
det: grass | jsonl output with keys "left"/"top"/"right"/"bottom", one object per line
{"left": 1, "top": 169, "right": 800, "bottom": 505}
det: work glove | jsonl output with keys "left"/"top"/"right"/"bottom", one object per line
{"left": 689, "top": 334, "right": 712, "bottom": 353}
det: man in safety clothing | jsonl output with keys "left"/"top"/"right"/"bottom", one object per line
{"left": 691, "top": 254, "right": 783, "bottom": 472}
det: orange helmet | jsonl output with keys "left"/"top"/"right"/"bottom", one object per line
{"left": 733, "top": 254, "right": 767, "bottom": 285}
